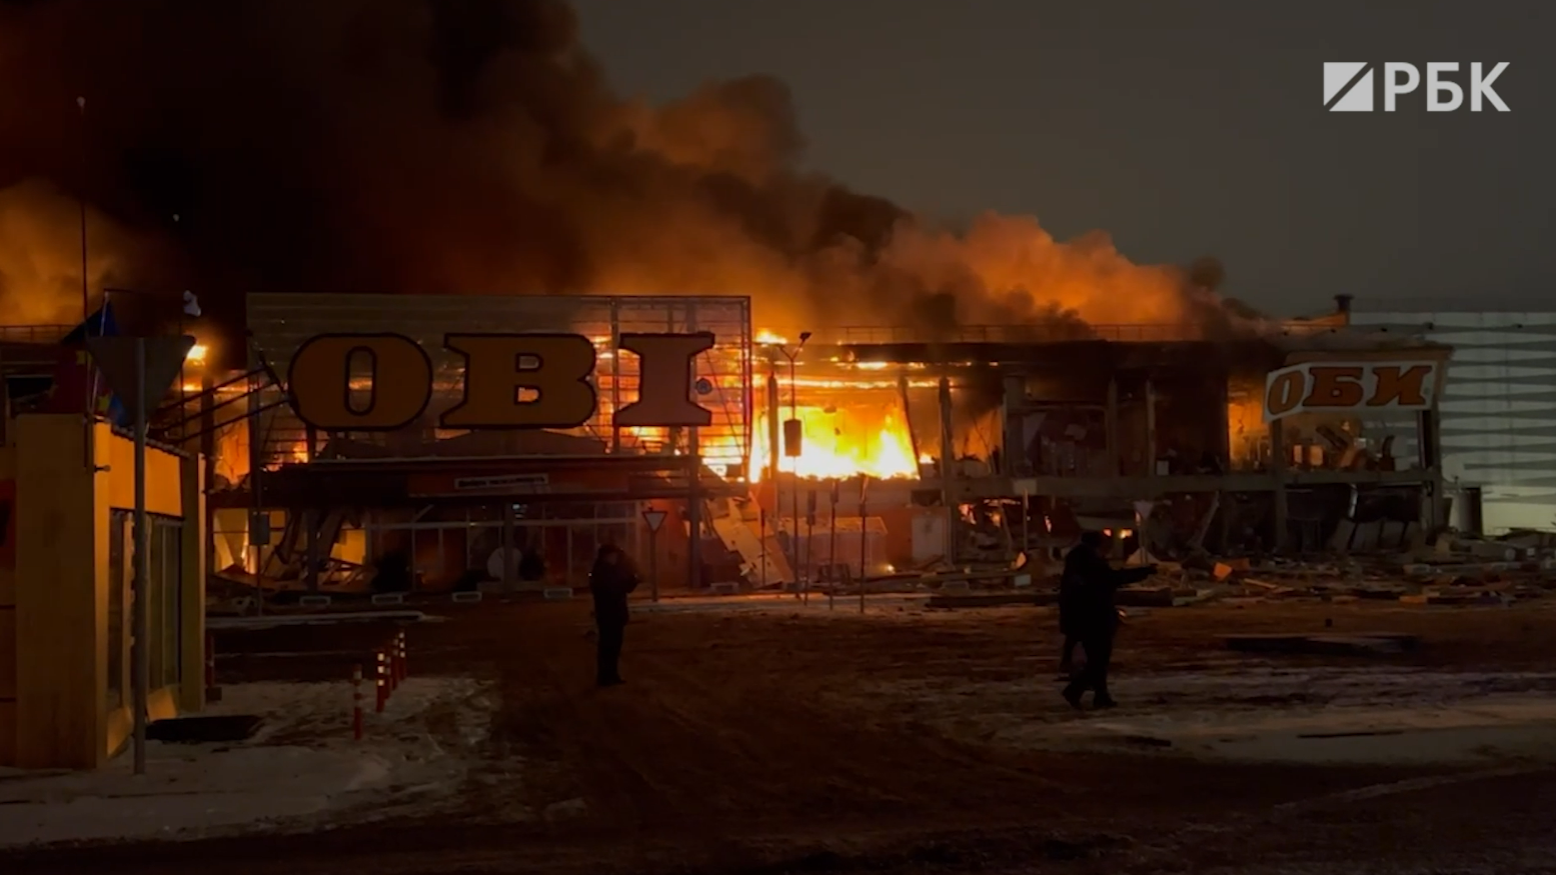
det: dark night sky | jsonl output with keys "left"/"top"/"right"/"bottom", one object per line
{"left": 571, "top": 0, "right": 1552, "bottom": 317}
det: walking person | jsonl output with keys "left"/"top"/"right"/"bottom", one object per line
{"left": 1060, "top": 532, "right": 1155, "bottom": 710}
{"left": 1057, "top": 569, "right": 1083, "bottom": 677}
{"left": 589, "top": 543, "right": 640, "bottom": 687}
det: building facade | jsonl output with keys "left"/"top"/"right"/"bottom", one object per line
{"left": 220, "top": 293, "right": 754, "bottom": 594}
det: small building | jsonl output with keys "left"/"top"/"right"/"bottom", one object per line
{"left": 0, "top": 414, "right": 206, "bottom": 769}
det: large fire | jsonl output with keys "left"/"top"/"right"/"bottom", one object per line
{"left": 1226, "top": 390, "right": 1269, "bottom": 471}
{"left": 751, "top": 404, "right": 920, "bottom": 483}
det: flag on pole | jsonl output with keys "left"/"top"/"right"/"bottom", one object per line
{"left": 43, "top": 301, "right": 128, "bottom": 423}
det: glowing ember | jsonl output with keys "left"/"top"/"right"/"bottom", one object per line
{"left": 751, "top": 404, "right": 919, "bottom": 482}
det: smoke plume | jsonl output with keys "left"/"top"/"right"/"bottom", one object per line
{"left": 0, "top": 0, "right": 1261, "bottom": 348}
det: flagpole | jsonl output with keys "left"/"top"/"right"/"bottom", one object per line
{"left": 131, "top": 337, "right": 148, "bottom": 776}
{"left": 76, "top": 96, "right": 88, "bottom": 322}
{"left": 78, "top": 96, "right": 98, "bottom": 474}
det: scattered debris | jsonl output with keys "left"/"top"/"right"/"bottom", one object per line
{"left": 891, "top": 527, "right": 1556, "bottom": 612}
{"left": 1226, "top": 633, "right": 1421, "bottom": 656}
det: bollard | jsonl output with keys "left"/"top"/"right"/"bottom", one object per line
{"left": 389, "top": 634, "right": 402, "bottom": 690}
{"left": 387, "top": 632, "right": 397, "bottom": 684}
{"left": 385, "top": 639, "right": 399, "bottom": 694}
{"left": 396, "top": 630, "right": 408, "bottom": 683}
{"left": 204, "top": 633, "right": 216, "bottom": 688}
{"left": 352, "top": 664, "right": 364, "bottom": 740}
{"left": 375, "top": 650, "right": 388, "bottom": 712}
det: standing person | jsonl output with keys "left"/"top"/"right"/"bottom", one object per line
{"left": 1057, "top": 560, "right": 1084, "bottom": 677}
{"left": 589, "top": 544, "right": 640, "bottom": 687}
{"left": 1060, "top": 531, "right": 1155, "bottom": 710}
{"left": 1057, "top": 535, "right": 1115, "bottom": 675}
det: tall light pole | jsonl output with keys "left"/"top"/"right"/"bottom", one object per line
{"left": 778, "top": 332, "right": 811, "bottom": 579}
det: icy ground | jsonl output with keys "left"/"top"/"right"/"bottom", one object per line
{"left": 853, "top": 660, "right": 1556, "bottom": 765}
{"left": 0, "top": 676, "right": 498, "bottom": 848}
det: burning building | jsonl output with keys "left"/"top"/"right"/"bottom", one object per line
{"left": 0, "top": 1, "right": 1458, "bottom": 599}
{"left": 152, "top": 291, "right": 1451, "bottom": 601}
{"left": 738, "top": 304, "right": 1450, "bottom": 586}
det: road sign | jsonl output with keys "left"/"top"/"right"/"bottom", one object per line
{"left": 85, "top": 335, "right": 196, "bottom": 415}
{"left": 643, "top": 509, "right": 667, "bottom": 533}
{"left": 642, "top": 508, "right": 666, "bottom": 603}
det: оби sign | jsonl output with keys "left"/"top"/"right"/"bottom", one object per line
{"left": 286, "top": 332, "right": 718, "bottom": 432}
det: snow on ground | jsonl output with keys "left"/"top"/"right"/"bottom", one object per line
{"left": 0, "top": 676, "right": 498, "bottom": 849}
{"left": 847, "top": 662, "right": 1556, "bottom": 766}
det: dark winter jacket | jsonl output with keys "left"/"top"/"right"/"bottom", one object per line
{"left": 518, "top": 548, "right": 545, "bottom": 582}
{"left": 589, "top": 551, "right": 641, "bottom": 627}
{"left": 1057, "top": 545, "right": 1155, "bottom": 638}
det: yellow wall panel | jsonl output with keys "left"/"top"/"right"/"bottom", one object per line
{"left": 0, "top": 606, "right": 15, "bottom": 700}
{"left": 0, "top": 701, "right": 14, "bottom": 767}
{"left": 14, "top": 415, "right": 100, "bottom": 769}
{"left": 0, "top": 445, "right": 15, "bottom": 610}
{"left": 95, "top": 423, "right": 184, "bottom": 518}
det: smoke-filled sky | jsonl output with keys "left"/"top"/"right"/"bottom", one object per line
{"left": 0, "top": 0, "right": 1547, "bottom": 347}
{"left": 0, "top": 0, "right": 1259, "bottom": 344}
{"left": 573, "top": 0, "right": 1553, "bottom": 317}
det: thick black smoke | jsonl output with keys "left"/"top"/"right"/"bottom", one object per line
{"left": 0, "top": 0, "right": 1258, "bottom": 360}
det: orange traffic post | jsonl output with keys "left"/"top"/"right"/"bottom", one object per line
{"left": 396, "top": 631, "right": 408, "bottom": 683}
{"left": 375, "top": 650, "right": 388, "bottom": 712}
{"left": 352, "top": 664, "right": 364, "bottom": 740}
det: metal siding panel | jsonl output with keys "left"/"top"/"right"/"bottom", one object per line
{"left": 1351, "top": 310, "right": 1556, "bottom": 527}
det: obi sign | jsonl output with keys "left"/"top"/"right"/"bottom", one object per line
{"left": 287, "top": 332, "right": 717, "bottom": 431}
{"left": 1263, "top": 360, "right": 1442, "bottom": 423}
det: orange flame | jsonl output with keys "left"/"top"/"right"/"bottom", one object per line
{"left": 751, "top": 404, "right": 919, "bottom": 482}
{"left": 1226, "top": 394, "right": 1267, "bottom": 469}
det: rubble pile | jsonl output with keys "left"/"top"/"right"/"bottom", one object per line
{"left": 1129, "top": 529, "right": 1556, "bottom": 608}
{"left": 922, "top": 529, "right": 1556, "bottom": 610}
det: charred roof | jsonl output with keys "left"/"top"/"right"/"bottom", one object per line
{"left": 837, "top": 329, "right": 1449, "bottom": 373}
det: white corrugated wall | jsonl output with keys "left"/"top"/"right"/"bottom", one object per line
{"left": 1349, "top": 310, "right": 1556, "bottom": 533}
